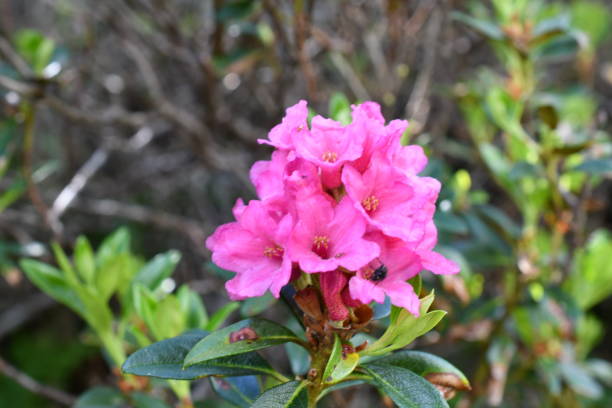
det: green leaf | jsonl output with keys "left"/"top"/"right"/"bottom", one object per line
{"left": 74, "top": 386, "right": 125, "bottom": 408}
{"left": 286, "top": 342, "right": 310, "bottom": 376}
{"left": 96, "top": 228, "right": 131, "bottom": 267}
{"left": 451, "top": 11, "right": 504, "bottom": 40}
{"left": 241, "top": 292, "right": 277, "bottom": 317}
{"left": 330, "top": 352, "right": 360, "bottom": 382}
{"left": 322, "top": 335, "right": 342, "bottom": 381}
{"left": 177, "top": 285, "right": 208, "bottom": 329}
{"left": 531, "top": 14, "right": 571, "bottom": 45}
{"left": 122, "top": 330, "right": 276, "bottom": 379}
{"left": 184, "top": 318, "right": 302, "bottom": 366}
{"left": 211, "top": 375, "right": 261, "bottom": 408}
{"left": 566, "top": 230, "right": 612, "bottom": 309}
{"left": 74, "top": 236, "right": 96, "bottom": 283}
{"left": 19, "top": 259, "right": 83, "bottom": 313}
{"left": 133, "top": 250, "right": 181, "bottom": 291}
{"left": 251, "top": 380, "right": 308, "bottom": 408}
{"left": 153, "top": 295, "right": 186, "bottom": 339}
{"left": 363, "top": 364, "right": 449, "bottom": 408}
{"left": 363, "top": 291, "right": 446, "bottom": 356}
{"left": 372, "top": 296, "right": 392, "bottom": 320}
{"left": 14, "top": 29, "right": 55, "bottom": 74}
{"left": 206, "top": 302, "right": 240, "bottom": 331}
{"left": 131, "top": 393, "right": 171, "bottom": 408}
{"left": 572, "top": 158, "right": 612, "bottom": 175}
{"left": 371, "top": 351, "right": 470, "bottom": 390}
{"left": 329, "top": 92, "right": 351, "bottom": 125}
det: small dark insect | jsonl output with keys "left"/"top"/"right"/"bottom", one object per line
{"left": 369, "top": 264, "right": 388, "bottom": 282}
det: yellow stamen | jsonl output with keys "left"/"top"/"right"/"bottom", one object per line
{"left": 362, "top": 195, "right": 380, "bottom": 212}
{"left": 321, "top": 151, "right": 338, "bottom": 163}
{"left": 263, "top": 245, "right": 284, "bottom": 258}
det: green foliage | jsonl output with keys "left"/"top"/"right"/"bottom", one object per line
{"left": 371, "top": 351, "right": 470, "bottom": 388}
{"left": 363, "top": 291, "right": 446, "bottom": 356}
{"left": 122, "top": 330, "right": 276, "bottom": 379}
{"left": 363, "top": 364, "right": 449, "bottom": 408}
{"left": 184, "top": 318, "right": 302, "bottom": 366}
{"left": 250, "top": 380, "right": 308, "bottom": 408}
{"left": 13, "top": 29, "right": 55, "bottom": 75}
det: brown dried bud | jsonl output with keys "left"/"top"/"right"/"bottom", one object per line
{"left": 355, "top": 340, "right": 368, "bottom": 352}
{"left": 341, "top": 344, "right": 354, "bottom": 359}
{"left": 294, "top": 287, "right": 324, "bottom": 320}
{"left": 307, "top": 368, "right": 318, "bottom": 380}
{"left": 229, "top": 327, "right": 258, "bottom": 343}
{"left": 352, "top": 304, "right": 373, "bottom": 329}
{"left": 425, "top": 372, "right": 472, "bottom": 400}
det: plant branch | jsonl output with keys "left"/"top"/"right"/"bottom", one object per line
{"left": 0, "top": 356, "right": 76, "bottom": 406}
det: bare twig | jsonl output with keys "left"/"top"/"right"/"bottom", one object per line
{"left": 405, "top": 8, "right": 443, "bottom": 130}
{"left": 0, "top": 356, "right": 76, "bottom": 406}
{"left": 0, "top": 35, "right": 32, "bottom": 77}
{"left": 49, "top": 127, "right": 156, "bottom": 226}
{"left": 72, "top": 198, "right": 208, "bottom": 253}
{"left": 21, "top": 104, "right": 62, "bottom": 237}
{"left": 44, "top": 95, "right": 148, "bottom": 127}
{"left": 329, "top": 52, "right": 371, "bottom": 101}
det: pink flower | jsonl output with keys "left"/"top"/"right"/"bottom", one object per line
{"left": 294, "top": 116, "right": 362, "bottom": 188}
{"left": 250, "top": 150, "right": 289, "bottom": 201}
{"left": 206, "top": 200, "right": 293, "bottom": 300}
{"left": 414, "top": 220, "right": 461, "bottom": 276}
{"left": 342, "top": 154, "right": 422, "bottom": 240}
{"left": 206, "top": 98, "right": 459, "bottom": 313}
{"left": 289, "top": 194, "right": 380, "bottom": 273}
{"left": 258, "top": 100, "right": 309, "bottom": 150}
{"left": 349, "top": 233, "right": 422, "bottom": 316}
{"left": 346, "top": 102, "right": 388, "bottom": 172}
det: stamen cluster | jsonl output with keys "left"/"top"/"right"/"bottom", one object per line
{"left": 206, "top": 101, "right": 458, "bottom": 320}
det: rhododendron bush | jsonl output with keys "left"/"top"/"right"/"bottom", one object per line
{"left": 121, "top": 101, "right": 469, "bottom": 407}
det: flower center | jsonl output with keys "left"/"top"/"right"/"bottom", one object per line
{"left": 321, "top": 151, "right": 338, "bottom": 163}
{"left": 312, "top": 235, "right": 330, "bottom": 258}
{"left": 362, "top": 195, "right": 379, "bottom": 212}
{"left": 263, "top": 245, "right": 284, "bottom": 259}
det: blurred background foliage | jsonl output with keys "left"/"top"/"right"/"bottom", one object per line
{"left": 0, "top": 0, "right": 611, "bottom": 407}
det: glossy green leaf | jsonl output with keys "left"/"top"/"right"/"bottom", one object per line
{"left": 322, "top": 335, "right": 341, "bottom": 381}
{"left": 184, "top": 318, "right": 302, "bottom": 366}
{"left": 251, "top": 380, "right": 308, "bottom": 408}
{"left": 363, "top": 364, "right": 449, "bottom": 408}
{"left": 211, "top": 375, "right": 261, "bottom": 408}
{"left": 371, "top": 351, "right": 470, "bottom": 389}
{"left": 122, "top": 330, "right": 276, "bottom": 379}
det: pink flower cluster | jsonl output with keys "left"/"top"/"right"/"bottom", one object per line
{"left": 206, "top": 101, "right": 459, "bottom": 319}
